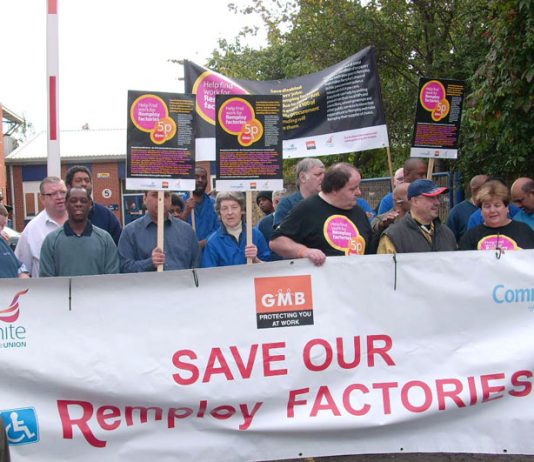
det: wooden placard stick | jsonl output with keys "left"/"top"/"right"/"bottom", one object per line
{"left": 157, "top": 190, "right": 165, "bottom": 273}
{"left": 386, "top": 146, "right": 395, "bottom": 190}
{"left": 246, "top": 191, "right": 253, "bottom": 265}
{"left": 426, "top": 158, "right": 435, "bottom": 180}
{"left": 190, "top": 192, "right": 197, "bottom": 232}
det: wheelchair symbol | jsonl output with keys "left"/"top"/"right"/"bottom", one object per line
{"left": 2, "top": 408, "right": 39, "bottom": 445}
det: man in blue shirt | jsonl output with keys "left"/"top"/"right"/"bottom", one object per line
{"left": 273, "top": 158, "right": 325, "bottom": 227}
{"left": 182, "top": 166, "right": 219, "bottom": 248}
{"left": 446, "top": 174, "right": 488, "bottom": 242}
{"left": 118, "top": 191, "right": 200, "bottom": 272}
{"left": 65, "top": 166, "right": 122, "bottom": 244}
{"left": 511, "top": 177, "right": 534, "bottom": 230}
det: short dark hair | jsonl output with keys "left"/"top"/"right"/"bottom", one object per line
{"left": 65, "top": 165, "right": 92, "bottom": 187}
{"left": 322, "top": 163, "right": 357, "bottom": 194}
{"left": 171, "top": 193, "right": 185, "bottom": 209}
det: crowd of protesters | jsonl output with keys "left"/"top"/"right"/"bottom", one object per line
{"left": 1, "top": 160, "right": 533, "bottom": 279}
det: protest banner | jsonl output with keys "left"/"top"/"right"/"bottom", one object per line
{"left": 126, "top": 90, "right": 196, "bottom": 191}
{"left": 410, "top": 78, "right": 465, "bottom": 161}
{"left": 1, "top": 250, "right": 534, "bottom": 461}
{"left": 185, "top": 46, "right": 389, "bottom": 161}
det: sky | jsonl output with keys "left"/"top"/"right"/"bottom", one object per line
{"left": 0, "top": 0, "right": 262, "bottom": 134}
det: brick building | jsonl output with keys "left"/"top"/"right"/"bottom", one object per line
{"left": 5, "top": 127, "right": 213, "bottom": 231}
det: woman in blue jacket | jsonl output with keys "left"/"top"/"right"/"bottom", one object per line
{"left": 201, "top": 192, "right": 270, "bottom": 268}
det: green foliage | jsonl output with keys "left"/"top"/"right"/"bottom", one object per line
{"left": 459, "top": 0, "right": 534, "bottom": 181}
{"left": 204, "top": 0, "right": 531, "bottom": 179}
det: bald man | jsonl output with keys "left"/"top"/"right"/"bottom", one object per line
{"left": 377, "top": 167, "right": 404, "bottom": 214}
{"left": 511, "top": 177, "right": 534, "bottom": 230}
{"left": 372, "top": 182, "right": 410, "bottom": 235}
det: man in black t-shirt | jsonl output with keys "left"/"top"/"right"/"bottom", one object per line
{"left": 270, "top": 163, "right": 373, "bottom": 266}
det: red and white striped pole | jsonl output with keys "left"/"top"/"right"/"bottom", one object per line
{"left": 46, "top": 0, "right": 61, "bottom": 177}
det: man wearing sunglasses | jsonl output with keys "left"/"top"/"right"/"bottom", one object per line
{"left": 14, "top": 176, "right": 68, "bottom": 277}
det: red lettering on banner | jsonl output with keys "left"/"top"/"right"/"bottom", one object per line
{"left": 303, "top": 338, "right": 333, "bottom": 371}
{"left": 263, "top": 342, "right": 288, "bottom": 376}
{"left": 231, "top": 344, "right": 258, "bottom": 378}
{"left": 167, "top": 407, "right": 194, "bottom": 426}
{"left": 172, "top": 343, "right": 288, "bottom": 385}
{"left": 367, "top": 335, "right": 395, "bottom": 367}
{"left": 401, "top": 380, "right": 433, "bottom": 413}
{"left": 210, "top": 405, "right": 235, "bottom": 420}
{"left": 467, "top": 376, "right": 478, "bottom": 405}
{"left": 203, "top": 348, "right": 234, "bottom": 382}
{"left": 58, "top": 399, "right": 264, "bottom": 445}
{"left": 287, "top": 388, "right": 309, "bottom": 417}
{"left": 435, "top": 378, "right": 466, "bottom": 410}
{"left": 125, "top": 406, "right": 163, "bottom": 426}
{"left": 509, "top": 370, "right": 533, "bottom": 397}
{"left": 310, "top": 385, "right": 341, "bottom": 417}
{"left": 337, "top": 337, "right": 362, "bottom": 369}
{"left": 172, "top": 349, "right": 199, "bottom": 385}
{"left": 96, "top": 406, "right": 121, "bottom": 431}
{"left": 303, "top": 335, "right": 395, "bottom": 372}
{"left": 57, "top": 400, "right": 107, "bottom": 448}
{"left": 481, "top": 373, "right": 506, "bottom": 402}
{"left": 343, "top": 384, "right": 371, "bottom": 416}
{"left": 372, "top": 382, "right": 398, "bottom": 414}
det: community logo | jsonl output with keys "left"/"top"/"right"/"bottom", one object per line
{"left": 254, "top": 275, "right": 313, "bottom": 329}
{"left": 323, "top": 215, "right": 366, "bottom": 255}
{"left": 218, "top": 97, "right": 264, "bottom": 147}
{"left": 492, "top": 284, "right": 534, "bottom": 312}
{"left": 0, "top": 289, "right": 29, "bottom": 350}
{"left": 305, "top": 140, "right": 316, "bottom": 150}
{"left": 1, "top": 408, "right": 40, "bottom": 446}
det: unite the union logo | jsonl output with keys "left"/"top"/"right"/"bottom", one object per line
{"left": 0, "top": 289, "right": 29, "bottom": 323}
{"left": 0, "top": 289, "right": 29, "bottom": 349}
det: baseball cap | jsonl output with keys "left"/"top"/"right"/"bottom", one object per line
{"left": 408, "top": 179, "right": 448, "bottom": 200}
{"left": 256, "top": 191, "right": 272, "bottom": 205}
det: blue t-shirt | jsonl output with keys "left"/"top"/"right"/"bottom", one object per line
{"left": 513, "top": 209, "right": 534, "bottom": 230}
{"left": 446, "top": 199, "right": 478, "bottom": 242}
{"left": 184, "top": 193, "right": 219, "bottom": 241}
{"left": 377, "top": 192, "right": 394, "bottom": 214}
{"left": 0, "top": 238, "right": 23, "bottom": 278}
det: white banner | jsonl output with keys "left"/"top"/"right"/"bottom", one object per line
{"left": 1, "top": 250, "right": 534, "bottom": 461}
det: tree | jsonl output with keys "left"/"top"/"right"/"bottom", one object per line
{"left": 459, "top": 0, "right": 534, "bottom": 182}
{"left": 207, "top": 0, "right": 502, "bottom": 178}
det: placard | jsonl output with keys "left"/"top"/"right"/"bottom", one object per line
{"left": 410, "top": 78, "right": 465, "bottom": 159}
{"left": 215, "top": 94, "right": 283, "bottom": 191}
{"left": 126, "top": 91, "right": 196, "bottom": 190}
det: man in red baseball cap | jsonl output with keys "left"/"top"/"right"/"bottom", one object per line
{"left": 377, "top": 179, "right": 456, "bottom": 253}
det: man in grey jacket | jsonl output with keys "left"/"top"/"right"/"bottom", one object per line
{"left": 377, "top": 179, "right": 457, "bottom": 254}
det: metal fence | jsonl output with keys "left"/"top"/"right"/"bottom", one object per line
{"left": 361, "top": 172, "right": 456, "bottom": 222}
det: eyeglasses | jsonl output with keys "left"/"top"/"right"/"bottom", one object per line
{"left": 42, "top": 191, "right": 67, "bottom": 198}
